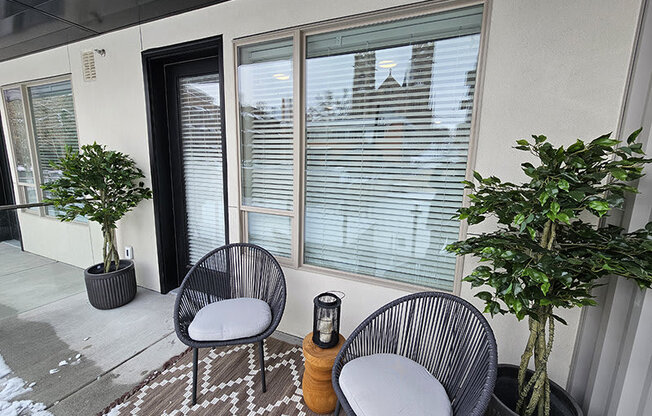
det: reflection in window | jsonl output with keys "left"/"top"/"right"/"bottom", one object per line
{"left": 304, "top": 6, "right": 483, "bottom": 289}
{"left": 238, "top": 38, "right": 294, "bottom": 211}
{"left": 179, "top": 73, "right": 225, "bottom": 264}
{"left": 3, "top": 88, "right": 34, "bottom": 184}
{"left": 247, "top": 212, "right": 292, "bottom": 258}
{"left": 28, "top": 80, "right": 80, "bottom": 217}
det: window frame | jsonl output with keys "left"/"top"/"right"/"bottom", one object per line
{"left": 234, "top": 0, "right": 490, "bottom": 294}
{"left": 1, "top": 74, "right": 84, "bottom": 220}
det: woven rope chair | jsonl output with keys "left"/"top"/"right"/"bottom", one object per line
{"left": 173, "top": 243, "right": 286, "bottom": 405}
{"left": 332, "top": 291, "right": 497, "bottom": 416}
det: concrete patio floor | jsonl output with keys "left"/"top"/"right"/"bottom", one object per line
{"left": 0, "top": 242, "right": 186, "bottom": 415}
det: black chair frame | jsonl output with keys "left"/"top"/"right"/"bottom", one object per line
{"left": 173, "top": 243, "right": 286, "bottom": 405}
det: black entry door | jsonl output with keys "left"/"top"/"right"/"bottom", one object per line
{"left": 144, "top": 37, "right": 228, "bottom": 293}
{"left": 0, "top": 114, "right": 21, "bottom": 243}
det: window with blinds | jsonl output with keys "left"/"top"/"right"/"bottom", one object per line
{"left": 303, "top": 6, "right": 483, "bottom": 289}
{"left": 178, "top": 73, "right": 226, "bottom": 264}
{"left": 28, "top": 80, "right": 80, "bottom": 217}
{"left": 238, "top": 39, "right": 294, "bottom": 258}
{"left": 2, "top": 87, "right": 38, "bottom": 210}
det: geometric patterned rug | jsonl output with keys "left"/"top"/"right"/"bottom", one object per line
{"left": 97, "top": 337, "right": 330, "bottom": 416}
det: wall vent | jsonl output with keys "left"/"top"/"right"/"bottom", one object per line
{"left": 81, "top": 51, "right": 97, "bottom": 81}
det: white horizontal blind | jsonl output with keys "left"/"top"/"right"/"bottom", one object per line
{"left": 304, "top": 6, "right": 483, "bottom": 289}
{"left": 238, "top": 39, "right": 294, "bottom": 258}
{"left": 179, "top": 73, "right": 226, "bottom": 265}
{"left": 247, "top": 212, "right": 292, "bottom": 258}
{"left": 239, "top": 39, "right": 294, "bottom": 211}
{"left": 28, "top": 80, "right": 79, "bottom": 217}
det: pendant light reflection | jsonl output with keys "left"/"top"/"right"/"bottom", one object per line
{"left": 273, "top": 73, "right": 290, "bottom": 80}
{"left": 378, "top": 60, "right": 397, "bottom": 69}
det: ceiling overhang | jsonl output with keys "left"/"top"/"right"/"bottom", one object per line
{"left": 0, "top": 0, "right": 230, "bottom": 62}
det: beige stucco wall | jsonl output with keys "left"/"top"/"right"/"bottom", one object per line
{"left": 0, "top": 0, "right": 643, "bottom": 387}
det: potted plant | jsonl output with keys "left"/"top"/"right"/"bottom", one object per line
{"left": 447, "top": 130, "right": 651, "bottom": 416}
{"left": 42, "top": 143, "right": 152, "bottom": 310}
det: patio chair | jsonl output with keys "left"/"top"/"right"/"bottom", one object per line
{"left": 173, "top": 243, "right": 286, "bottom": 405}
{"left": 332, "top": 291, "right": 497, "bottom": 416}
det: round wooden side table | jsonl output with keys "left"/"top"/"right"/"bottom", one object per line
{"left": 302, "top": 332, "right": 345, "bottom": 414}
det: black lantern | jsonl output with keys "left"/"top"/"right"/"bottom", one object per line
{"left": 312, "top": 292, "right": 341, "bottom": 348}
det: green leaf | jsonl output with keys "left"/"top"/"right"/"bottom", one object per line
{"left": 589, "top": 200, "right": 610, "bottom": 214}
{"left": 513, "top": 213, "right": 525, "bottom": 226}
{"left": 473, "top": 171, "right": 483, "bottom": 182}
{"left": 567, "top": 140, "right": 584, "bottom": 153}
{"left": 461, "top": 180, "right": 475, "bottom": 189}
{"left": 610, "top": 168, "right": 628, "bottom": 181}
{"left": 541, "top": 282, "right": 551, "bottom": 295}
{"left": 557, "top": 179, "right": 569, "bottom": 191}
{"left": 535, "top": 135, "right": 547, "bottom": 144}
{"left": 557, "top": 213, "right": 570, "bottom": 224}
{"left": 476, "top": 291, "right": 493, "bottom": 301}
{"left": 550, "top": 201, "right": 560, "bottom": 215}
{"left": 591, "top": 135, "right": 619, "bottom": 147}
{"left": 538, "top": 191, "right": 549, "bottom": 205}
{"left": 516, "top": 139, "right": 530, "bottom": 146}
{"left": 569, "top": 190, "right": 585, "bottom": 202}
{"left": 627, "top": 127, "right": 642, "bottom": 144}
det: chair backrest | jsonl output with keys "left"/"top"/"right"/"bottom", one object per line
{"left": 335, "top": 291, "right": 497, "bottom": 416}
{"left": 187, "top": 243, "right": 286, "bottom": 304}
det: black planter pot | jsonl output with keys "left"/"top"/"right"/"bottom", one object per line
{"left": 486, "top": 364, "right": 583, "bottom": 416}
{"left": 84, "top": 259, "right": 137, "bottom": 310}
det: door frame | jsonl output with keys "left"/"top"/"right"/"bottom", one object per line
{"left": 142, "top": 35, "right": 229, "bottom": 294}
{"left": 0, "top": 112, "right": 22, "bottom": 245}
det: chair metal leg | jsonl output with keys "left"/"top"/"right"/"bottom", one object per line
{"left": 334, "top": 401, "right": 341, "bottom": 415}
{"left": 259, "top": 340, "right": 267, "bottom": 393}
{"left": 192, "top": 347, "right": 198, "bottom": 405}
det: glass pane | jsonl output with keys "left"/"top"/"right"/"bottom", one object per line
{"left": 247, "top": 212, "right": 291, "bottom": 258}
{"left": 28, "top": 80, "right": 81, "bottom": 218}
{"left": 28, "top": 80, "right": 79, "bottom": 188}
{"left": 20, "top": 186, "right": 38, "bottom": 212}
{"left": 2, "top": 88, "right": 35, "bottom": 184}
{"left": 179, "top": 73, "right": 226, "bottom": 265}
{"left": 304, "top": 6, "right": 483, "bottom": 289}
{"left": 238, "top": 38, "right": 294, "bottom": 211}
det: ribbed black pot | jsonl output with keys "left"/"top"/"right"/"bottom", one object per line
{"left": 486, "top": 364, "right": 583, "bottom": 416}
{"left": 84, "top": 259, "right": 136, "bottom": 310}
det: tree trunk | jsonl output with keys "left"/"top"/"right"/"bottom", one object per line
{"left": 102, "top": 223, "right": 119, "bottom": 273}
{"left": 516, "top": 220, "right": 558, "bottom": 416}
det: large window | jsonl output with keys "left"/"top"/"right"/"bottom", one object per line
{"left": 2, "top": 77, "right": 80, "bottom": 218}
{"left": 236, "top": 4, "right": 484, "bottom": 290}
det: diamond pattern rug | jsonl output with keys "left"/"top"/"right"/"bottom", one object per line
{"left": 98, "top": 337, "right": 328, "bottom": 416}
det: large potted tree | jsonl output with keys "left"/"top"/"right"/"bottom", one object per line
{"left": 447, "top": 130, "right": 651, "bottom": 416}
{"left": 42, "top": 143, "right": 152, "bottom": 310}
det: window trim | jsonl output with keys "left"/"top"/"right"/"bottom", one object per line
{"left": 234, "top": 0, "right": 491, "bottom": 294}
{"left": 1, "top": 74, "right": 84, "bottom": 221}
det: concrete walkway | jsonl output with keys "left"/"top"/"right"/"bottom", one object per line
{"left": 0, "top": 242, "right": 186, "bottom": 415}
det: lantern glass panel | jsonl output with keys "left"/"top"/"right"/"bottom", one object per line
{"left": 312, "top": 292, "right": 341, "bottom": 348}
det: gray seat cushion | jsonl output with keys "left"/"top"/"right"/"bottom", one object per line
{"left": 188, "top": 298, "right": 272, "bottom": 341}
{"left": 339, "top": 353, "right": 452, "bottom": 416}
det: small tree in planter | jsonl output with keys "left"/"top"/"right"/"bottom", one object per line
{"left": 447, "top": 130, "right": 651, "bottom": 416}
{"left": 42, "top": 143, "right": 152, "bottom": 309}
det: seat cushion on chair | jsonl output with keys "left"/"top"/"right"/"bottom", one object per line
{"left": 339, "top": 353, "right": 452, "bottom": 416}
{"left": 188, "top": 298, "right": 272, "bottom": 341}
